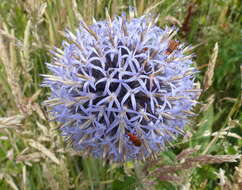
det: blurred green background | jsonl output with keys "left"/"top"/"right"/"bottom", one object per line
{"left": 0, "top": 0, "right": 241, "bottom": 189}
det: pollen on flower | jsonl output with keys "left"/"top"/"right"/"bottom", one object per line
{"left": 42, "top": 13, "right": 200, "bottom": 162}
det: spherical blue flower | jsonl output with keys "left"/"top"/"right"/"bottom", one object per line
{"left": 42, "top": 14, "right": 200, "bottom": 162}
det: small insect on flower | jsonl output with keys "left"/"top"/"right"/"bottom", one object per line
{"left": 127, "top": 133, "right": 142, "bottom": 147}
{"left": 165, "top": 40, "right": 179, "bottom": 55}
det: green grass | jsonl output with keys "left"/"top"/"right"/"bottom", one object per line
{"left": 0, "top": 0, "right": 241, "bottom": 189}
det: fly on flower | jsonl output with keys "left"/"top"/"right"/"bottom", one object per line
{"left": 42, "top": 13, "right": 200, "bottom": 162}
{"left": 165, "top": 40, "right": 179, "bottom": 55}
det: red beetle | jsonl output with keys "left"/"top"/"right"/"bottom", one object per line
{"left": 127, "top": 133, "right": 142, "bottom": 146}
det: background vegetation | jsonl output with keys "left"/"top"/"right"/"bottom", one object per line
{"left": 0, "top": 0, "right": 241, "bottom": 189}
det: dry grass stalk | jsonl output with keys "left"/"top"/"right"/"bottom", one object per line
{"left": 22, "top": 0, "right": 46, "bottom": 20}
{"left": 203, "top": 42, "right": 218, "bottom": 91}
{"left": 0, "top": 29, "right": 22, "bottom": 46}
{"left": 42, "top": 160, "right": 70, "bottom": 190}
{"left": 182, "top": 154, "right": 241, "bottom": 165}
{"left": 0, "top": 31, "right": 26, "bottom": 113}
{"left": 0, "top": 115, "right": 25, "bottom": 129}
{"left": 43, "top": 164, "right": 60, "bottom": 190}
{"left": 176, "top": 146, "right": 200, "bottom": 161}
{"left": 44, "top": 11, "right": 56, "bottom": 46}
{"left": 18, "top": 89, "right": 45, "bottom": 116}
{"left": 145, "top": 147, "right": 241, "bottom": 184}
{"left": 202, "top": 96, "right": 241, "bottom": 155}
{"left": 233, "top": 156, "right": 242, "bottom": 190}
{"left": 144, "top": 0, "right": 165, "bottom": 14}
{"left": 164, "top": 16, "right": 182, "bottom": 27}
{"left": 72, "top": 0, "right": 82, "bottom": 21}
{"left": 4, "top": 174, "right": 19, "bottom": 190}
{"left": 200, "top": 94, "right": 215, "bottom": 112}
{"left": 20, "top": 19, "right": 33, "bottom": 80}
{"left": 21, "top": 165, "right": 27, "bottom": 190}
{"left": 240, "top": 65, "right": 242, "bottom": 89}
{"left": 16, "top": 152, "right": 43, "bottom": 163}
{"left": 203, "top": 120, "right": 242, "bottom": 140}
{"left": 28, "top": 139, "right": 60, "bottom": 165}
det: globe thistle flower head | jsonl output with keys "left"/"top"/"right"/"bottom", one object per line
{"left": 42, "top": 13, "right": 200, "bottom": 162}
